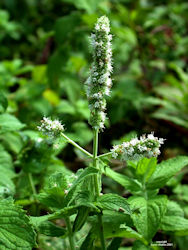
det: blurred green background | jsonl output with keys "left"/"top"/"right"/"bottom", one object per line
{"left": 0, "top": 0, "right": 188, "bottom": 248}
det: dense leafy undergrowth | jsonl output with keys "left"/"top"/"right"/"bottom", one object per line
{"left": 1, "top": 1, "right": 188, "bottom": 249}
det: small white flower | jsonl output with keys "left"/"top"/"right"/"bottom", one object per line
{"left": 147, "top": 133, "right": 155, "bottom": 140}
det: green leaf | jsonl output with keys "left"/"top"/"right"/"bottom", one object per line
{"left": 164, "top": 200, "right": 184, "bottom": 217}
{"left": 63, "top": 0, "right": 103, "bottom": 13}
{"left": 136, "top": 158, "right": 157, "bottom": 183}
{"left": 97, "top": 193, "right": 131, "bottom": 214}
{"left": 0, "top": 92, "right": 8, "bottom": 113}
{"left": 64, "top": 167, "right": 98, "bottom": 206}
{"left": 35, "top": 221, "right": 66, "bottom": 237}
{"left": 30, "top": 215, "right": 52, "bottom": 227}
{"left": 129, "top": 196, "right": 167, "bottom": 241}
{"left": 147, "top": 156, "right": 188, "bottom": 189}
{"left": 37, "top": 173, "right": 68, "bottom": 210}
{"left": 0, "top": 146, "right": 15, "bottom": 197}
{"left": 160, "top": 200, "right": 188, "bottom": 235}
{"left": 107, "top": 238, "right": 122, "bottom": 250}
{"left": 56, "top": 100, "right": 75, "bottom": 115}
{"left": 0, "top": 132, "right": 23, "bottom": 154}
{"left": 55, "top": 13, "right": 80, "bottom": 44}
{"left": 103, "top": 167, "right": 142, "bottom": 194}
{"left": 80, "top": 230, "right": 94, "bottom": 250}
{"left": 73, "top": 206, "right": 90, "bottom": 232}
{"left": 132, "top": 240, "right": 150, "bottom": 250}
{"left": 161, "top": 216, "right": 188, "bottom": 236}
{"left": 94, "top": 211, "right": 144, "bottom": 241}
{"left": 0, "top": 199, "right": 36, "bottom": 250}
{"left": 0, "top": 145, "right": 13, "bottom": 169}
{"left": 0, "top": 113, "right": 25, "bottom": 133}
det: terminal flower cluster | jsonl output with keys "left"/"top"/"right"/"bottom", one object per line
{"left": 111, "top": 133, "right": 165, "bottom": 161}
{"left": 37, "top": 117, "right": 64, "bottom": 138}
{"left": 85, "top": 16, "right": 113, "bottom": 130}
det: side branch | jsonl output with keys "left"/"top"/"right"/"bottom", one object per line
{"left": 61, "top": 133, "right": 93, "bottom": 158}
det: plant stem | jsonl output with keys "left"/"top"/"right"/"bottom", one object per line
{"left": 93, "top": 129, "right": 106, "bottom": 250}
{"left": 65, "top": 217, "right": 76, "bottom": 250}
{"left": 28, "top": 173, "right": 37, "bottom": 197}
{"left": 98, "top": 213, "right": 106, "bottom": 250}
{"left": 93, "top": 129, "right": 100, "bottom": 197}
{"left": 61, "top": 133, "right": 93, "bottom": 158}
{"left": 98, "top": 151, "right": 112, "bottom": 159}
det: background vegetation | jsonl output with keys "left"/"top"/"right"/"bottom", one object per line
{"left": 0, "top": 0, "right": 188, "bottom": 249}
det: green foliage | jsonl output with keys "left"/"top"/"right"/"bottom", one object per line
{"left": 0, "top": 1, "right": 188, "bottom": 249}
{"left": 0, "top": 113, "right": 25, "bottom": 133}
{"left": 0, "top": 199, "right": 36, "bottom": 250}
{"left": 147, "top": 156, "right": 188, "bottom": 189}
{"left": 129, "top": 195, "right": 167, "bottom": 241}
{"left": 103, "top": 166, "right": 142, "bottom": 194}
{"left": 97, "top": 193, "right": 131, "bottom": 214}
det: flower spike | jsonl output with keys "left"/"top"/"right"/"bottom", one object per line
{"left": 86, "top": 16, "right": 113, "bottom": 130}
{"left": 111, "top": 133, "right": 165, "bottom": 161}
{"left": 37, "top": 117, "right": 64, "bottom": 138}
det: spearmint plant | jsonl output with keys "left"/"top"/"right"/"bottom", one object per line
{"left": 1, "top": 16, "right": 188, "bottom": 250}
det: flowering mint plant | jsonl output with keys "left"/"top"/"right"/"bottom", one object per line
{"left": 21, "top": 16, "right": 188, "bottom": 250}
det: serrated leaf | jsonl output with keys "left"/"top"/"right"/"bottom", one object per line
{"left": 164, "top": 200, "right": 184, "bottom": 217}
{"left": 136, "top": 158, "right": 157, "bottom": 183}
{"left": 161, "top": 216, "right": 188, "bottom": 235}
{"left": 103, "top": 167, "right": 142, "bottom": 194}
{"left": 0, "top": 114, "right": 25, "bottom": 133}
{"left": 129, "top": 196, "right": 167, "bottom": 240}
{"left": 0, "top": 199, "right": 36, "bottom": 250}
{"left": 97, "top": 193, "right": 131, "bottom": 214}
{"left": 64, "top": 167, "right": 98, "bottom": 206}
{"left": 147, "top": 156, "right": 188, "bottom": 189}
{"left": 160, "top": 200, "right": 188, "bottom": 235}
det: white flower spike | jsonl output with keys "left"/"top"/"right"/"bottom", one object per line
{"left": 85, "top": 16, "right": 113, "bottom": 130}
{"left": 111, "top": 133, "right": 165, "bottom": 161}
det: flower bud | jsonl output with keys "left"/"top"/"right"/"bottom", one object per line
{"left": 85, "top": 16, "right": 113, "bottom": 130}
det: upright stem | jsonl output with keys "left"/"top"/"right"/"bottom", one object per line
{"left": 98, "top": 213, "right": 106, "bottom": 250}
{"left": 93, "top": 129, "right": 100, "bottom": 197}
{"left": 65, "top": 217, "right": 76, "bottom": 250}
{"left": 93, "top": 129, "right": 106, "bottom": 250}
{"left": 28, "top": 173, "right": 37, "bottom": 197}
